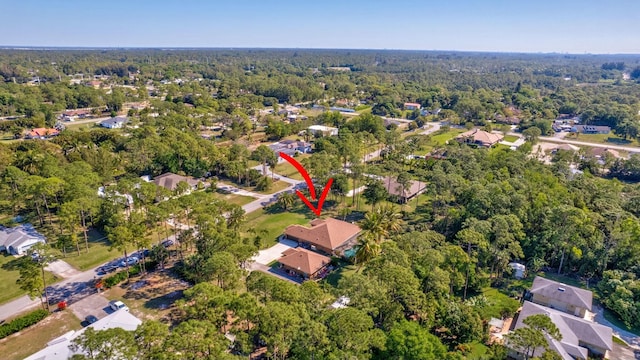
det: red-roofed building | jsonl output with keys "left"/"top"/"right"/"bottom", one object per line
{"left": 284, "top": 218, "right": 361, "bottom": 256}
{"left": 278, "top": 248, "right": 332, "bottom": 280}
{"left": 26, "top": 128, "right": 60, "bottom": 140}
{"left": 404, "top": 102, "right": 422, "bottom": 110}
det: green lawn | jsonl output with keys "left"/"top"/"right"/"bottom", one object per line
{"left": 210, "top": 190, "right": 255, "bottom": 206}
{"left": 463, "top": 342, "right": 490, "bottom": 360}
{"left": 64, "top": 122, "right": 99, "bottom": 131}
{"left": 477, "top": 287, "right": 521, "bottom": 320}
{"left": 428, "top": 129, "right": 466, "bottom": 146}
{"left": 0, "top": 254, "right": 61, "bottom": 305}
{"left": 324, "top": 264, "right": 357, "bottom": 287}
{"left": 272, "top": 155, "right": 311, "bottom": 181}
{"left": 254, "top": 180, "right": 291, "bottom": 195}
{"left": 241, "top": 208, "right": 310, "bottom": 247}
{"left": 567, "top": 133, "right": 637, "bottom": 146}
{"left": 503, "top": 135, "right": 519, "bottom": 142}
{"left": 60, "top": 229, "right": 127, "bottom": 271}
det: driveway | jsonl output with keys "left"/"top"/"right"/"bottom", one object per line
{"left": 250, "top": 238, "right": 298, "bottom": 266}
{"left": 594, "top": 305, "right": 640, "bottom": 351}
{"left": 68, "top": 293, "right": 110, "bottom": 321}
{"left": 45, "top": 260, "right": 82, "bottom": 279}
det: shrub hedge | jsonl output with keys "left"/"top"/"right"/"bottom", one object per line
{"left": 0, "top": 309, "right": 48, "bottom": 339}
{"left": 103, "top": 260, "right": 157, "bottom": 288}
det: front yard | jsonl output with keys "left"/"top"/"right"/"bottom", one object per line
{"left": 0, "top": 254, "right": 61, "bottom": 305}
{"left": 0, "top": 310, "right": 81, "bottom": 360}
{"left": 241, "top": 208, "right": 311, "bottom": 248}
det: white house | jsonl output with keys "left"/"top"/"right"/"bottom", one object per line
{"left": 308, "top": 125, "right": 338, "bottom": 137}
{"left": 508, "top": 262, "right": 526, "bottom": 279}
{"left": 99, "top": 117, "right": 128, "bottom": 129}
{"left": 0, "top": 224, "right": 46, "bottom": 255}
{"left": 24, "top": 309, "right": 142, "bottom": 360}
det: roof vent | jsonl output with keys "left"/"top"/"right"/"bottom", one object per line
{"left": 558, "top": 287, "right": 565, "bottom": 292}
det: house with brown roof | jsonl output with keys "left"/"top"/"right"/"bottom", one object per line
{"left": 509, "top": 301, "right": 612, "bottom": 360}
{"left": 527, "top": 276, "right": 593, "bottom": 318}
{"left": 277, "top": 248, "right": 332, "bottom": 280}
{"left": 381, "top": 176, "right": 426, "bottom": 203}
{"left": 283, "top": 218, "right": 361, "bottom": 256}
{"left": 456, "top": 129, "right": 504, "bottom": 147}
{"left": 153, "top": 173, "right": 200, "bottom": 192}
{"left": 26, "top": 128, "right": 60, "bottom": 140}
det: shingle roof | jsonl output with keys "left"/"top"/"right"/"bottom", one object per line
{"left": 381, "top": 176, "right": 426, "bottom": 199}
{"left": 0, "top": 224, "right": 45, "bottom": 253}
{"left": 99, "top": 116, "right": 128, "bottom": 127}
{"left": 456, "top": 129, "right": 503, "bottom": 146}
{"left": 284, "top": 218, "right": 361, "bottom": 251}
{"left": 278, "top": 248, "right": 331, "bottom": 276}
{"left": 530, "top": 276, "right": 593, "bottom": 311}
{"left": 514, "top": 301, "right": 612, "bottom": 358}
{"left": 153, "top": 172, "right": 199, "bottom": 191}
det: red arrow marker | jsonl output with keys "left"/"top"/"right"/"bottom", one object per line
{"left": 296, "top": 178, "right": 333, "bottom": 216}
{"left": 279, "top": 152, "right": 317, "bottom": 200}
{"left": 279, "top": 152, "right": 333, "bottom": 216}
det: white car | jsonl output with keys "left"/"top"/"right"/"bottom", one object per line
{"left": 109, "top": 300, "right": 129, "bottom": 311}
{"left": 119, "top": 257, "right": 139, "bottom": 267}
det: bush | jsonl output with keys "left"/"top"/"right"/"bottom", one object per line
{"left": 102, "top": 261, "right": 157, "bottom": 288}
{"left": 0, "top": 309, "right": 48, "bottom": 339}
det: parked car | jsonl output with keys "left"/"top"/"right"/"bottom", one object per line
{"left": 118, "top": 257, "right": 139, "bottom": 267}
{"left": 109, "top": 300, "right": 128, "bottom": 311}
{"left": 161, "top": 239, "right": 175, "bottom": 248}
{"left": 85, "top": 315, "right": 98, "bottom": 325}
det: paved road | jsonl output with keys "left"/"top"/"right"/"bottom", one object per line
{"left": 420, "top": 122, "right": 443, "bottom": 136}
{"left": 0, "top": 261, "right": 103, "bottom": 322}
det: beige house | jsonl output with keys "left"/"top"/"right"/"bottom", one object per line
{"left": 456, "top": 129, "right": 504, "bottom": 147}
{"left": 528, "top": 277, "right": 592, "bottom": 318}
{"left": 283, "top": 218, "right": 361, "bottom": 256}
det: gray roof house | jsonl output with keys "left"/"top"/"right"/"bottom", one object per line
{"left": 24, "top": 309, "right": 142, "bottom": 360}
{"left": 529, "top": 276, "right": 593, "bottom": 318}
{"left": 99, "top": 116, "right": 128, "bottom": 129}
{"left": 381, "top": 176, "right": 427, "bottom": 203}
{"left": 509, "top": 301, "right": 612, "bottom": 360}
{"left": 0, "top": 224, "right": 46, "bottom": 255}
{"left": 153, "top": 172, "right": 200, "bottom": 192}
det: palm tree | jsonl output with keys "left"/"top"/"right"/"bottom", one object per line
{"left": 360, "top": 204, "right": 403, "bottom": 244}
{"left": 277, "top": 192, "right": 295, "bottom": 211}
{"left": 354, "top": 233, "right": 381, "bottom": 272}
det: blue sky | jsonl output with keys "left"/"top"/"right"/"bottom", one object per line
{"left": 2, "top": 0, "right": 639, "bottom": 53}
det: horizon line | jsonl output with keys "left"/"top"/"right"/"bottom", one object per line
{"left": 0, "top": 46, "right": 639, "bottom": 56}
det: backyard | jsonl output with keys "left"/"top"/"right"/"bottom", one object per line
{"left": 241, "top": 208, "right": 311, "bottom": 247}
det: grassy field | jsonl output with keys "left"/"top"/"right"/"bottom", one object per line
{"left": 254, "top": 180, "right": 291, "bottom": 195}
{"left": 0, "top": 254, "right": 61, "bottom": 304}
{"left": 241, "top": 208, "right": 310, "bottom": 247}
{"left": 566, "top": 132, "right": 637, "bottom": 146}
{"left": 210, "top": 190, "right": 255, "bottom": 206}
{"left": 428, "top": 129, "right": 466, "bottom": 146}
{"left": 272, "top": 155, "right": 311, "bottom": 180}
{"left": 503, "top": 135, "right": 519, "bottom": 142}
{"left": 64, "top": 122, "right": 99, "bottom": 131}
{"left": 0, "top": 310, "right": 82, "bottom": 360}
{"left": 477, "top": 287, "right": 521, "bottom": 320}
{"left": 324, "top": 263, "right": 357, "bottom": 287}
{"left": 59, "top": 229, "right": 126, "bottom": 271}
